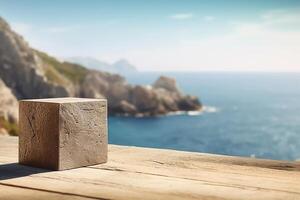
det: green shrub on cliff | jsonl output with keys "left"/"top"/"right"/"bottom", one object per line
{"left": 36, "top": 50, "right": 88, "bottom": 84}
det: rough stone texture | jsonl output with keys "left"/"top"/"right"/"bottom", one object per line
{"left": 59, "top": 100, "right": 107, "bottom": 170}
{"left": 19, "top": 97, "right": 107, "bottom": 170}
{"left": 19, "top": 101, "right": 60, "bottom": 169}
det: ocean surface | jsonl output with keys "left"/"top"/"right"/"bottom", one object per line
{"left": 108, "top": 72, "right": 300, "bottom": 161}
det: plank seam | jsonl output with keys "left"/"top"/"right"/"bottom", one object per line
{"left": 0, "top": 182, "right": 111, "bottom": 200}
{"left": 87, "top": 166, "right": 300, "bottom": 196}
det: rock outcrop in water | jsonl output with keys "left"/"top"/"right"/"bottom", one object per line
{"left": 81, "top": 72, "right": 202, "bottom": 116}
{"left": 0, "top": 16, "right": 202, "bottom": 134}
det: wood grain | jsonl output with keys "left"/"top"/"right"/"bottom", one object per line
{"left": 0, "top": 136, "right": 299, "bottom": 200}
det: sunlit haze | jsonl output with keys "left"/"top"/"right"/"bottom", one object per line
{"left": 1, "top": 0, "right": 300, "bottom": 71}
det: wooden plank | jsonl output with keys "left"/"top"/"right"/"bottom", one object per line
{"left": 0, "top": 136, "right": 299, "bottom": 200}
{"left": 0, "top": 184, "right": 96, "bottom": 200}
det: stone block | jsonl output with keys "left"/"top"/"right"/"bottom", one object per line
{"left": 19, "top": 97, "right": 107, "bottom": 170}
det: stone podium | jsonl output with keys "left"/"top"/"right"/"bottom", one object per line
{"left": 19, "top": 98, "right": 107, "bottom": 170}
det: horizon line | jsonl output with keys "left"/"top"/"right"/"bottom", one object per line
{"left": 136, "top": 69, "right": 300, "bottom": 73}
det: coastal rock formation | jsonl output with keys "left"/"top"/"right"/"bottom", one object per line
{"left": 0, "top": 79, "right": 18, "bottom": 135}
{"left": 0, "top": 16, "right": 202, "bottom": 128}
{"left": 81, "top": 73, "right": 202, "bottom": 116}
{"left": 153, "top": 76, "right": 180, "bottom": 94}
{"left": 0, "top": 17, "right": 72, "bottom": 99}
{"left": 0, "top": 79, "right": 18, "bottom": 122}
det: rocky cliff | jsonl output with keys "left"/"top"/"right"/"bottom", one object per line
{"left": 0, "top": 16, "right": 202, "bottom": 134}
{"left": 0, "top": 79, "right": 18, "bottom": 135}
{"left": 0, "top": 18, "right": 72, "bottom": 99}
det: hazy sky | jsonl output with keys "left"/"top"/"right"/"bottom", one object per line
{"left": 1, "top": 0, "right": 300, "bottom": 71}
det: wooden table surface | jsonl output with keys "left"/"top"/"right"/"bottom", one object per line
{"left": 0, "top": 136, "right": 300, "bottom": 200}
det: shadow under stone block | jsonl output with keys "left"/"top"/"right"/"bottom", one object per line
{"left": 19, "top": 97, "right": 107, "bottom": 170}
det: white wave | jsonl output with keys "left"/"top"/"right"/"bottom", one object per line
{"left": 166, "top": 111, "right": 186, "bottom": 116}
{"left": 166, "top": 106, "right": 219, "bottom": 117}
{"left": 187, "top": 111, "right": 203, "bottom": 116}
{"left": 202, "top": 106, "right": 219, "bottom": 113}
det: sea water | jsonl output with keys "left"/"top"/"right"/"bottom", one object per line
{"left": 109, "top": 72, "right": 300, "bottom": 161}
